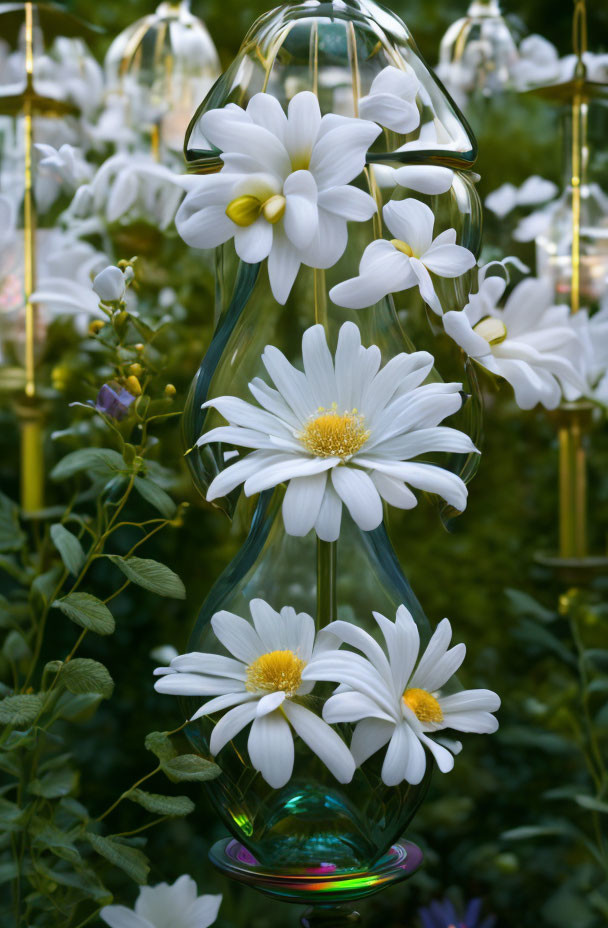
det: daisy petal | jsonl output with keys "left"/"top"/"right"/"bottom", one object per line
{"left": 248, "top": 711, "right": 294, "bottom": 788}
{"left": 210, "top": 701, "right": 259, "bottom": 755}
{"left": 331, "top": 467, "right": 384, "bottom": 531}
{"left": 350, "top": 718, "right": 395, "bottom": 765}
{"left": 283, "top": 701, "right": 355, "bottom": 783}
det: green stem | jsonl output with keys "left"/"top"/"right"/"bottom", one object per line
{"left": 112, "top": 816, "right": 169, "bottom": 838}
{"left": 316, "top": 539, "right": 337, "bottom": 631}
{"left": 95, "top": 765, "right": 161, "bottom": 822}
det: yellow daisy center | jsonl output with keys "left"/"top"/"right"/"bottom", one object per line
{"left": 403, "top": 687, "right": 444, "bottom": 724}
{"left": 299, "top": 405, "right": 370, "bottom": 459}
{"left": 390, "top": 238, "right": 415, "bottom": 258}
{"left": 473, "top": 316, "right": 508, "bottom": 346}
{"left": 226, "top": 193, "right": 286, "bottom": 227}
{"left": 246, "top": 649, "right": 305, "bottom": 697}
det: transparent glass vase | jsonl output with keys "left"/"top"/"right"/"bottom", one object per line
{"left": 178, "top": 0, "right": 483, "bottom": 871}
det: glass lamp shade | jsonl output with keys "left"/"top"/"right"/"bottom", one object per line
{"left": 177, "top": 0, "right": 483, "bottom": 873}
{"left": 104, "top": 0, "right": 221, "bottom": 157}
{"left": 185, "top": 0, "right": 477, "bottom": 168}
{"left": 535, "top": 85, "right": 608, "bottom": 312}
{"left": 437, "top": 0, "right": 519, "bottom": 109}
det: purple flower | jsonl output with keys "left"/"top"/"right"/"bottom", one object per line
{"left": 95, "top": 383, "right": 135, "bottom": 420}
{"left": 419, "top": 898, "right": 496, "bottom": 928}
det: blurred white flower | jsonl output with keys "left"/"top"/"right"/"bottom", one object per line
{"left": 175, "top": 90, "right": 380, "bottom": 304}
{"left": 101, "top": 875, "right": 222, "bottom": 928}
{"left": 198, "top": 321, "right": 475, "bottom": 541}
{"left": 443, "top": 276, "right": 585, "bottom": 409}
{"left": 569, "top": 307, "right": 608, "bottom": 405}
{"left": 154, "top": 599, "right": 355, "bottom": 789}
{"left": 34, "top": 143, "right": 93, "bottom": 212}
{"left": 511, "top": 34, "right": 561, "bottom": 89}
{"left": 92, "top": 266, "right": 127, "bottom": 303}
{"left": 87, "top": 153, "right": 184, "bottom": 229}
{"left": 149, "top": 644, "right": 179, "bottom": 664}
{"left": 485, "top": 176, "right": 558, "bottom": 219}
{"left": 359, "top": 65, "right": 421, "bottom": 134}
{"left": 305, "top": 605, "right": 500, "bottom": 787}
{"left": 330, "top": 198, "right": 476, "bottom": 313}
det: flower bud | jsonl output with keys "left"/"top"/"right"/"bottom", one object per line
{"left": 164, "top": 383, "right": 177, "bottom": 397}
{"left": 93, "top": 266, "right": 126, "bottom": 303}
{"left": 89, "top": 319, "right": 105, "bottom": 335}
{"left": 129, "top": 363, "right": 143, "bottom": 377}
{"left": 125, "top": 375, "right": 142, "bottom": 396}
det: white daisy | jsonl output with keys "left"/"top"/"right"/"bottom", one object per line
{"left": 569, "top": 306, "right": 608, "bottom": 406}
{"left": 443, "top": 276, "right": 585, "bottom": 410}
{"left": 329, "top": 198, "right": 476, "bottom": 313}
{"left": 303, "top": 605, "right": 500, "bottom": 787}
{"left": 154, "top": 599, "right": 355, "bottom": 790}
{"left": 100, "top": 874, "right": 222, "bottom": 928}
{"left": 174, "top": 91, "right": 381, "bottom": 304}
{"left": 197, "top": 321, "right": 477, "bottom": 542}
{"left": 359, "top": 65, "right": 421, "bottom": 135}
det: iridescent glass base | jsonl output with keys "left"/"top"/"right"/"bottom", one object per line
{"left": 209, "top": 836, "right": 423, "bottom": 908}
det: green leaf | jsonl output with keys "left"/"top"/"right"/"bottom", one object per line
{"left": 505, "top": 588, "right": 556, "bottom": 623}
{"left": 31, "top": 566, "right": 62, "bottom": 605}
{"left": 0, "top": 492, "right": 25, "bottom": 553}
{"left": 0, "top": 860, "right": 18, "bottom": 884}
{"left": 145, "top": 730, "right": 177, "bottom": 763}
{"left": 61, "top": 659, "right": 114, "bottom": 699}
{"left": 50, "top": 524, "right": 85, "bottom": 576}
{"left": 32, "top": 822, "right": 82, "bottom": 864}
{"left": 53, "top": 593, "right": 115, "bottom": 636}
{"left": 134, "top": 477, "right": 177, "bottom": 519}
{"left": 29, "top": 767, "right": 77, "bottom": 799}
{"left": 107, "top": 556, "right": 185, "bottom": 599}
{"left": 86, "top": 832, "right": 150, "bottom": 884}
{"left": 51, "top": 448, "right": 125, "bottom": 482}
{"left": 55, "top": 691, "right": 103, "bottom": 722}
{"left": 161, "top": 754, "right": 221, "bottom": 783}
{"left": 503, "top": 823, "right": 579, "bottom": 841}
{"left": 0, "top": 693, "right": 43, "bottom": 725}
{"left": 35, "top": 860, "right": 111, "bottom": 903}
{"left": 128, "top": 789, "right": 195, "bottom": 817}
{"left": 3, "top": 630, "right": 30, "bottom": 662}
{"left": 576, "top": 795, "right": 608, "bottom": 814}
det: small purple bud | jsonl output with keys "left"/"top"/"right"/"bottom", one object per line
{"left": 95, "top": 383, "right": 136, "bottom": 421}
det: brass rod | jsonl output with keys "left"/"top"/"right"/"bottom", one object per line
{"left": 23, "top": 1, "right": 36, "bottom": 399}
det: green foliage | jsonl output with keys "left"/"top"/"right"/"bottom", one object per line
{"left": 160, "top": 754, "right": 222, "bottom": 783}
{"left": 52, "top": 593, "right": 115, "bottom": 635}
{"left": 106, "top": 555, "right": 186, "bottom": 599}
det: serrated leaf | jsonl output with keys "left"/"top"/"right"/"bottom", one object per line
{"left": 134, "top": 477, "right": 177, "bottom": 519}
{"left": 29, "top": 767, "right": 77, "bottom": 799}
{"left": 86, "top": 832, "right": 150, "bottom": 884}
{"left": 576, "top": 795, "right": 608, "bottom": 814}
{"left": 128, "top": 789, "right": 195, "bottom": 817}
{"left": 161, "top": 754, "right": 221, "bottom": 783}
{"left": 107, "top": 556, "right": 185, "bottom": 599}
{"left": 53, "top": 594, "right": 115, "bottom": 636}
{"left": 144, "top": 730, "right": 177, "bottom": 763}
{"left": 61, "top": 659, "right": 114, "bottom": 699}
{"left": 32, "top": 823, "right": 81, "bottom": 864}
{"left": 50, "top": 524, "right": 85, "bottom": 575}
{"left": 51, "top": 448, "right": 125, "bottom": 482}
{"left": 0, "top": 693, "right": 43, "bottom": 725}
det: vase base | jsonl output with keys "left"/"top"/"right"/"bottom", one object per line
{"left": 209, "top": 837, "right": 423, "bottom": 905}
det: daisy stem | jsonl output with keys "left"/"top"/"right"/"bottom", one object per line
{"left": 316, "top": 539, "right": 337, "bottom": 631}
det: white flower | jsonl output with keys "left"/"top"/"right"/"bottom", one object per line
{"left": 359, "top": 65, "right": 421, "bottom": 134}
{"left": 486, "top": 176, "right": 557, "bottom": 220}
{"left": 198, "top": 321, "right": 476, "bottom": 541}
{"left": 372, "top": 162, "right": 454, "bottom": 195}
{"left": 330, "top": 199, "right": 476, "bottom": 313}
{"left": 303, "top": 605, "right": 500, "bottom": 787}
{"left": 511, "top": 34, "right": 561, "bottom": 89}
{"left": 485, "top": 183, "right": 517, "bottom": 219}
{"left": 443, "top": 276, "right": 585, "bottom": 410}
{"left": 92, "top": 266, "right": 127, "bottom": 303}
{"left": 149, "top": 644, "right": 179, "bottom": 664}
{"left": 88, "top": 154, "right": 184, "bottom": 229}
{"left": 174, "top": 91, "right": 381, "bottom": 304}
{"left": 154, "top": 599, "right": 355, "bottom": 790}
{"left": 100, "top": 874, "right": 222, "bottom": 928}
{"left": 569, "top": 307, "right": 608, "bottom": 404}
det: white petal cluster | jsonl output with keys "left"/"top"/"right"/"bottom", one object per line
{"left": 198, "top": 322, "right": 477, "bottom": 541}
{"left": 303, "top": 605, "right": 500, "bottom": 787}
{"left": 569, "top": 307, "right": 608, "bottom": 406}
{"left": 34, "top": 143, "right": 93, "bottom": 213}
{"left": 101, "top": 875, "right": 222, "bottom": 928}
{"left": 443, "top": 276, "right": 585, "bottom": 410}
{"left": 330, "top": 199, "right": 476, "bottom": 313}
{"left": 359, "top": 65, "right": 421, "bottom": 134}
{"left": 154, "top": 599, "right": 355, "bottom": 790}
{"left": 92, "top": 266, "right": 129, "bottom": 303}
{"left": 174, "top": 91, "right": 381, "bottom": 304}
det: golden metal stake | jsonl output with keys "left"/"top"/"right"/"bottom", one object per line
{"left": 557, "top": 0, "right": 589, "bottom": 560}
{"left": 20, "top": 0, "right": 45, "bottom": 514}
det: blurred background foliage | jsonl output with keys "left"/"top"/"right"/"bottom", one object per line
{"left": 1, "top": 0, "right": 607, "bottom": 927}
